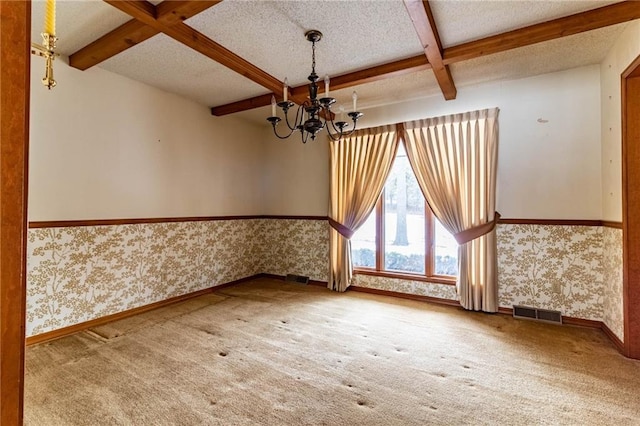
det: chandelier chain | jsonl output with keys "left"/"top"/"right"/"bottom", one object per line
{"left": 311, "top": 41, "right": 316, "bottom": 75}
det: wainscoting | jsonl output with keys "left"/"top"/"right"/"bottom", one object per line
{"left": 27, "top": 217, "right": 623, "bottom": 346}
{"left": 355, "top": 223, "right": 623, "bottom": 342}
{"left": 497, "top": 224, "right": 603, "bottom": 321}
{"left": 27, "top": 219, "right": 262, "bottom": 336}
{"left": 602, "top": 227, "right": 624, "bottom": 341}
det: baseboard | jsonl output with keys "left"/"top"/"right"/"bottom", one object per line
{"left": 258, "top": 280, "right": 616, "bottom": 341}
{"left": 602, "top": 322, "right": 625, "bottom": 353}
{"left": 257, "top": 273, "right": 328, "bottom": 288}
{"left": 258, "top": 276, "right": 460, "bottom": 307}
{"left": 27, "top": 272, "right": 627, "bottom": 359}
{"left": 25, "top": 275, "right": 261, "bottom": 346}
{"left": 498, "top": 306, "right": 601, "bottom": 328}
{"left": 500, "top": 306, "right": 627, "bottom": 355}
{"left": 498, "top": 307, "right": 513, "bottom": 316}
{"left": 562, "top": 317, "right": 603, "bottom": 328}
{"left": 348, "top": 285, "right": 462, "bottom": 307}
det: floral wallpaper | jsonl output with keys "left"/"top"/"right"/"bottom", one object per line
{"left": 602, "top": 227, "right": 623, "bottom": 341}
{"left": 352, "top": 225, "right": 619, "bottom": 329}
{"left": 26, "top": 218, "right": 331, "bottom": 337}
{"left": 27, "top": 219, "right": 263, "bottom": 336}
{"left": 27, "top": 219, "right": 624, "bottom": 342}
{"left": 258, "top": 219, "right": 330, "bottom": 283}
{"left": 497, "top": 224, "right": 603, "bottom": 320}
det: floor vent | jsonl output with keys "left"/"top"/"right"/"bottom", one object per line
{"left": 513, "top": 305, "right": 562, "bottom": 324}
{"left": 285, "top": 274, "right": 309, "bottom": 285}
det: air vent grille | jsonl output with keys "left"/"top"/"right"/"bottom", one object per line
{"left": 513, "top": 305, "right": 562, "bottom": 324}
{"left": 513, "top": 305, "right": 537, "bottom": 319}
{"left": 285, "top": 274, "right": 309, "bottom": 285}
{"left": 537, "top": 308, "right": 562, "bottom": 323}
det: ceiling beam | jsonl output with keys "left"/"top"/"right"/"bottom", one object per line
{"left": 325, "top": 55, "right": 431, "bottom": 91}
{"left": 403, "top": 0, "right": 456, "bottom": 100}
{"left": 70, "top": 1, "right": 221, "bottom": 70}
{"left": 155, "top": 1, "right": 222, "bottom": 27}
{"left": 442, "top": 1, "right": 640, "bottom": 65}
{"left": 69, "top": 20, "right": 158, "bottom": 70}
{"left": 213, "top": 56, "right": 431, "bottom": 116}
{"left": 210, "top": 0, "right": 640, "bottom": 116}
{"left": 104, "top": 0, "right": 284, "bottom": 95}
{"left": 211, "top": 94, "right": 275, "bottom": 117}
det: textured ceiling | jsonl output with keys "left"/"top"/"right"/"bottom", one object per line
{"left": 100, "top": 34, "right": 268, "bottom": 107}
{"left": 30, "top": 0, "right": 633, "bottom": 116}
{"left": 430, "top": 0, "right": 622, "bottom": 46}
{"left": 186, "top": 0, "right": 424, "bottom": 87}
{"left": 451, "top": 23, "right": 628, "bottom": 89}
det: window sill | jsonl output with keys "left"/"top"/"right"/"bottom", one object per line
{"left": 354, "top": 269, "right": 456, "bottom": 286}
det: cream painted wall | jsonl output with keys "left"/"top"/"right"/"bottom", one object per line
{"left": 261, "top": 65, "right": 602, "bottom": 219}
{"left": 29, "top": 59, "right": 264, "bottom": 221}
{"left": 261, "top": 131, "right": 330, "bottom": 216}
{"left": 359, "top": 66, "right": 603, "bottom": 220}
{"left": 601, "top": 21, "right": 640, "bottom": 222}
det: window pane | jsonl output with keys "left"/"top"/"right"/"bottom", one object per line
{"left": 434, "top": 220, "right": 458, "bottom": 276}
{"left": 351, "top": 210, "right": 376, "bottom": 268}
{"left": 384, "top": 144, "right": 425, "bottom": 274}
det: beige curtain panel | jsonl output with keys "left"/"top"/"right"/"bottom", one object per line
{"left": 328, "top": 125, "right": 400, "bottom": 292}
{"left": 403, "top": 108, "right": 500, "bottom": 312}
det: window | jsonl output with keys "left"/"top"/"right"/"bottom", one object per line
{"left": 351, "top": 143, "right": 458, "bottom": 283}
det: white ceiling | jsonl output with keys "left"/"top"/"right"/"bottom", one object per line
{"left": 186, "top": 1, "right": 425, "bottom": 87}
{"left": 31, "top": 0, "right": 631, "bottom": 120}
{"left": 101, "top": 34, "right": 269, "bottom": 107}
{"left": 430, "top": 0, "right": 621, "bottom": 46}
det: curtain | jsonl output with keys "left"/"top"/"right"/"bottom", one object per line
{"left": 328, "top": 125, "right": 400, "bottom": 292}
{"left": 403, "top": 108, "right": 500, "bottom": 312}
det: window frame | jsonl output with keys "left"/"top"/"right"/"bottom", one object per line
{"left": 353, "top": 174, "right": 456, "bottom": 286}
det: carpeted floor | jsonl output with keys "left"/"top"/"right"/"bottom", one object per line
{"left": 25, "top": 278, "right": 640, "bottom": 425}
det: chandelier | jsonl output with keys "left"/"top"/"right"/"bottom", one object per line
{"left": 267, "top": 30, "right": 363, "bottom": 143}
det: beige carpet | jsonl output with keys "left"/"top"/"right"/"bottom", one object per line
{"left": 25, "top": 278, "right": 640, "bottom": 425}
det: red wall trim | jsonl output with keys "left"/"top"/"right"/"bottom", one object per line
{"left": 261, "top": 215, "right": 328, "bottom": 221}
{"left": 28, "top": 215, "right": 330, "bottom": 229}
{"left": 602, "top": 221, "right": 623, "bottom": 229}
{"left": 498, "top": 219, "right": 603, "bottom": 226}
{"left": 29, "top": 216, "right": 622, "bottom": 229}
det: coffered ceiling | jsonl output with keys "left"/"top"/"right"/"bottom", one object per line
{"left": 31, "top": 1, "right": 639, "bottom": 122}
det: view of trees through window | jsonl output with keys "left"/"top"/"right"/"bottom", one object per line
{"left": 351, "top": 144, "right": 458, "bottom": 277}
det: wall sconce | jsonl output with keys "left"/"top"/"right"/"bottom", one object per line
{"left": 31, "top": 0, "right": 58, "bottom": 89}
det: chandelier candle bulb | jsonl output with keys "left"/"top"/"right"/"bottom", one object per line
{"left": 324, "top": 75, "right": 330, "bottom": 98}
{"left": 352, "top": 91, "right": 358, "bottom": 112}
{"left": 283, "top": 78, "right": 288, "bottom": 102}
{"left": 271, "top": 95, "right": 276, "bottom": 117}
{"left": 45, "top": 0, "right": 56, "bottom": 35}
